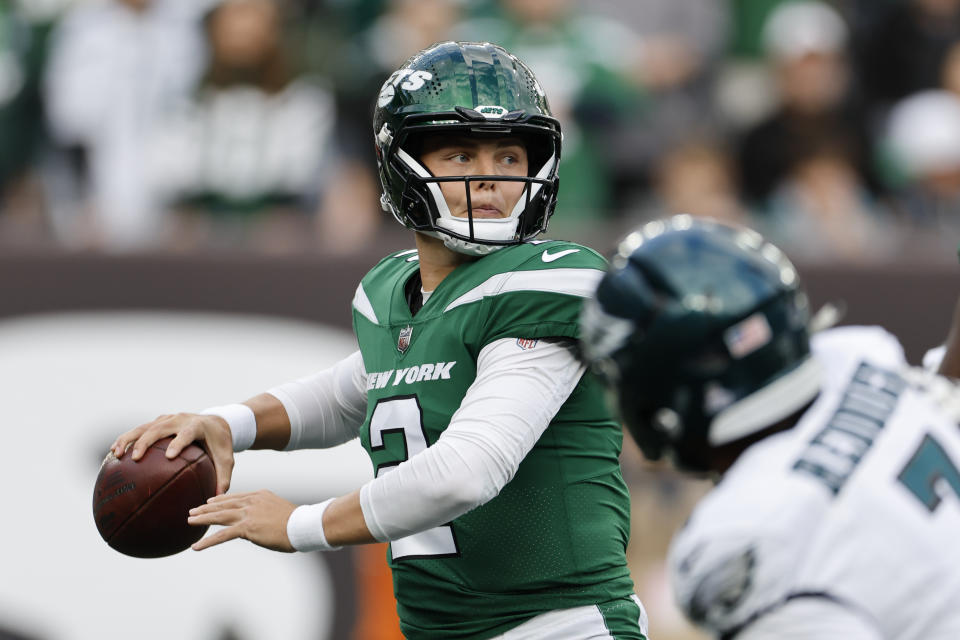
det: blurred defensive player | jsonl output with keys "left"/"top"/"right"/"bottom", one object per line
{"left": 580, "top": 216, "right": 960, "bottom": 640}
{"left": 111, "top": 42, "right": 647, "bottom": 640}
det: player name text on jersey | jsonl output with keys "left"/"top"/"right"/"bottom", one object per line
{"left": 792, "top": 361, "right": 906, "bottom": 494}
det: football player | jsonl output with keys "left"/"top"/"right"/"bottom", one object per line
{"left": 579, "top": 215, "right": 960, "bottom": 640}
{"left": 110, "top": 42, "right": 648, "bottom": 640}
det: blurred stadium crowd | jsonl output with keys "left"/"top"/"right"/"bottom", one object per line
{"left": 3, "top": 0, "right": 960, "bottom": 263}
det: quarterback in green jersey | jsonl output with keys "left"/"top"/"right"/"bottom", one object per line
{"left": 110, "top": 41, "right": 647, "bottom": 639}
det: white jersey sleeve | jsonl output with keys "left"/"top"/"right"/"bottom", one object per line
{"left": 266, "top": 350, "right": 368, "bottom": 450}
{"left": 358, "top": 337, "right": 584, "bottom": 542}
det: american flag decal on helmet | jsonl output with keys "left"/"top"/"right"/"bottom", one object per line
{"left": 397, "top": 325, "right": 413, "bottom": 354}
{"left": 724, "top": 313, "right": 772, "bottom": 358}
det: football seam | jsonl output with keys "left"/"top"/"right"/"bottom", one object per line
{"left": 106, "top": 453, "right": 214, "bottom": 543}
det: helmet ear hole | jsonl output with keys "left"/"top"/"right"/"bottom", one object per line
{"left": 401, "top": 192, "right": 420, "bottom": 214}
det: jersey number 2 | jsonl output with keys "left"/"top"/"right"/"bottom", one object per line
{"left": 898, "top": 434, "right": 960, "bottom": 512}
{"left": 369, "top": 396, "right": 459, "bottom": 560}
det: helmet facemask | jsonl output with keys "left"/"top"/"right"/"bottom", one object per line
{"left": 380, "top": 115, "right": 560, "bottom": 256}
{"left": 373, "top": 41, "right": 562, "bottom": 255}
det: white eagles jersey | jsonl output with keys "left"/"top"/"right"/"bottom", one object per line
{"left": 669, "top": 326, "right": 960, "bottom": 639}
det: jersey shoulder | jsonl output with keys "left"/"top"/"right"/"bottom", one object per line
{"left": 668, "top": 440, "right": 828, "bottom": 635}
{"left": 352, "top": 249, "right": 419, "bottom": 327}
{"left": 363, "top": 248, "right": 420, "bottom": 283}
{"left": 492, "top": 239, "right": 608, "bottom": 272}
{"left": 811, "top": 326, "right": 906, "bottom": 389}
{"left": 443, "top": 241, "right": 606, "bottom": 344}
{"left": 446, "top": 240, "right": 607, "bottom": 304}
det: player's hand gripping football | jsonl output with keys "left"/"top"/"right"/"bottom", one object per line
{"left": 187, "top": 489, "right": 297, "bottom": 552}
{"left": 110, "top": 412, "right": 235, "bottom": 495}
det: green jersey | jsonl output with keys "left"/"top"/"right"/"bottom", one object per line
{"left": 351, "top": 240, "right": 635, "bottom": 639}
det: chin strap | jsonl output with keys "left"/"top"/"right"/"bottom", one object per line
{"left": 440, "top": 234, "right": 508, "bottom": 256}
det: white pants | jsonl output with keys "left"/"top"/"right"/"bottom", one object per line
{"left": 491, "top": 595, "right": 649, "bottom": 639}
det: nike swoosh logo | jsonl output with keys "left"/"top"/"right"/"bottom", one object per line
{"left": 541, "top": 248, "right": 580, "bottom": 262}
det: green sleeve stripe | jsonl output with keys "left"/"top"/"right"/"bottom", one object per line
{"left": 444, "top": 268, "right": 605, "bottom": 312}
{"left": 352, "top": 283, "right": 380, "bottom": 325}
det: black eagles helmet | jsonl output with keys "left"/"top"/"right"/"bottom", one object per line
{"left": 579, "top": 216, "right": 821, "bottom": 471}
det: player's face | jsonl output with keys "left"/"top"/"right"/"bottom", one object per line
{"left": 419, "top": 136, "right": 529, "bottom": 220}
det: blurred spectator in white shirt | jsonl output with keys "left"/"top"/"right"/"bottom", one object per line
{"left": 43, "top": 0, "right": 208, "bottom": 250}
{"left": 147, "top": 0, "right": 364, "bottom": 255}
{"left": 882, "top": 88, "right": 960, "bottom": 240}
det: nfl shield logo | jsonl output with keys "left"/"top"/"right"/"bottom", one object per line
{"left": 516, "top": 338, "right": 538, "bottom": 350}
{"left": 397, "top": 325, "right": 413, "bottom": 354}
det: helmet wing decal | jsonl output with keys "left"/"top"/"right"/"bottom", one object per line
{"left": 507, "top": 151, "right": 557, "bottom": 218}
{"left": 395, "top": 146, "right": 454, "bottom": 220}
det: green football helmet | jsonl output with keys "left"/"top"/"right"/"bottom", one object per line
{"left": 579, "top": 216, "right": 821, "bottom": 472}
{"left": 373, "top": 41, "right": 562, "bottom": 256}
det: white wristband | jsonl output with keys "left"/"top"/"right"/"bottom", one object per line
{"left": 200, "top": 403, "right": 257, "bottom": 452}
{"left": 286, "top": 498, "right": 342, "bottom": 552}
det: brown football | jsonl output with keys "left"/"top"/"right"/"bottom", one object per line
{"left": 93, "top": 436, "right": 217, "bottom": 558}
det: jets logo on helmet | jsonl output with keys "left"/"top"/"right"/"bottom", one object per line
{"left": 378, "top": 70, "right": 434, "bottom": 107}
{"left": 474, "top": 105, "right": 509, "bottom": 118}
{"left": 373, "top": 41, "right": 562, "bottom": 256}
